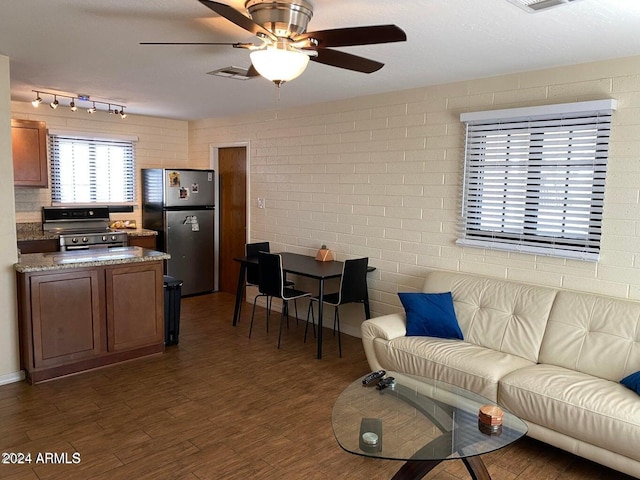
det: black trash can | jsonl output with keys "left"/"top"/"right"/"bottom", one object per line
{"left": 163, "top": 275, "right": 183, "bottom": 346}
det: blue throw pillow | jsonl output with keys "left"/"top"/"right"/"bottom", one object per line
{"left": 621, "top": 371, "right": 640, "bottom": 395}
{"left": 398, "top": 292, "right": 463, "bottom": 340}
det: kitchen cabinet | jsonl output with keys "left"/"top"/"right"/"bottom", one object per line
{"left": 16, "top": 253, "right": 165, "bottom": 383}
{"left": 18, "top": 239, "right": 59, "bottom": 254}
{"left": 28, "top": 269, "right": 104, "bottom": 369}
{"left": 127, "top": 234, "right": 157, "bottom": 250}
{"left": 12, "top": 119, "right": 48, "bottom": 187}
{"left": 106, "top": 263, "right": 163, "bottom": 351}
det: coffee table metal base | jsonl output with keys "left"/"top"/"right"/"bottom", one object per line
{"left": 392, "top": 456, "right": 489, "bottom": 480}
{"left": 390, "top": 429, "right": 491, "bottom": 480}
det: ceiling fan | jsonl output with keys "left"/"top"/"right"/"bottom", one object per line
{"left": 141, "top": 0, "right": 407, "bottom": 85}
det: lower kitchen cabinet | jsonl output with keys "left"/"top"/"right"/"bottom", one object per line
{"left": 106, "top": 263, "right": 164, "bottom": 351}
{"left": 17, "top": 261, "right": 164, "bottom": 383}
{"left": 18, "top": 239, "right": 59, "bottom": 254}
{"left": 29, "top": 269, "right": 103, "bottom": 369}
{"left": 127, "top": 234, "right": 157, "bottom": 250}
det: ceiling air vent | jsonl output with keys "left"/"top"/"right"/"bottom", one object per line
{"left": 207, "top": 66, "right": 254, "bottom": 80}
{"left": 507, "top": 0, "right": 582, "bottom": 13}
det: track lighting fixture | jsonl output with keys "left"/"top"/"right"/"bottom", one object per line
{"left": 32, "top": 92, "right": 42, "bottom": 107}
{"left": 30, "top": 90, "right": 128, "bottom": 119}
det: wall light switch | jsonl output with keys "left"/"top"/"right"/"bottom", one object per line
{"left": 257, "top": 197, "right": 265, "bottom": 209}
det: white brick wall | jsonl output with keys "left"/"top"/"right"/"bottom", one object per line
{"left": 190, "top": 56, "right": 640, "bottom": 336}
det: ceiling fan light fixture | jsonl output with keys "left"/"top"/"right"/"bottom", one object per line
{"left": 250, "top": 47, "right": 309, "bottom": 85}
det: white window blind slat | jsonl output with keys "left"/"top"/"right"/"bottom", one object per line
{"left": 49, "top": 134, "right": 135, "bottom": 204}
{"left": 458, "top": 100, "right": 616, "bottom": 261}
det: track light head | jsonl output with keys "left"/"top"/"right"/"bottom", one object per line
{"left": 120, "top": 108, "right": 127, "bottom": 119}
{"left": 70, "top": 99, "right": 77, "bottom": 112}
{"left": 50, "top": 96, "right": 59, "bottom": 109}
{"left": 87, "top": 102, "right": 97, "bottom": 114}
{"left": 32, "top": 93, "right": 42, "bottom": 107}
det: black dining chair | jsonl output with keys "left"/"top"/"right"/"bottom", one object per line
{"left": 305, "top": 257, "right": 369, "bottom": 357}
{"left": 239, "top": 242, "right": 270, "bottom": 323}
{"left": 249, "top": 252, "right": 311, "bottom": 348}
{"left": 243, "top": 242, "right": 295, "bottom": 328}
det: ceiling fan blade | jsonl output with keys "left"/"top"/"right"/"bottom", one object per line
{"left": 198, "top": 0, "right": 276, "bottom": 40}
{"left": 297, "top": 25, "right": 406, "bottom": 48}
{"left": 310, "top": 48, "right": 384, "bottom": 74}
{"left": 140, "top": 42, "right": 254, "bottom": 48}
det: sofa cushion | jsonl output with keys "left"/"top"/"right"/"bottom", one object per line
{"left": 398, "top": 292, "right": 463, "bottom": 339}
{"left": 540, "top": 290, "right": 640, "bottom": 382}
{"left": 499, "top": 364, "right": 640, "bottom": 463}
{"left": 621, "top": 371, "right": 640, "bottom": 395}
{"left": 422, "top": 271, "right": 557, "bottom": 363}
{"left": 380, "top": 335, "right": 534, "bottom": 401}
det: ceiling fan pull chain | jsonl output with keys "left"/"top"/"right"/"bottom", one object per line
{"left": 274, "top": 83, "right": 281, "bottom": 103}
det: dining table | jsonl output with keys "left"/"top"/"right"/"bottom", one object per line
{"left": 232, "top": 252, "right": 372, "bottom": 359}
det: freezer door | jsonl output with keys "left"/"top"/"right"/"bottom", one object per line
{"left": 165, "top": 209, "right": 214, "bottom": 296}
{"left": 163, "top": 169, "right": 214, "bottom": 208}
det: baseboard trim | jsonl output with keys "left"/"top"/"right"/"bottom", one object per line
{"left": 0, "top": 370, "right": 25, "bottom": 385}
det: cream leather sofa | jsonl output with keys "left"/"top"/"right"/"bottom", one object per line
{"left": 361, "top": 271, "right": 640, "bottom": 478}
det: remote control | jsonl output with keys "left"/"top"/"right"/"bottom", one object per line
{"left": 362, "top": 370, "right": 386, "bottom": 385}
{"left": 376, "top": 376, "right": 395, "bottom": 390}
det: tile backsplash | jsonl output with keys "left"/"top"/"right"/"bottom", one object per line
{"left": 14, "top": 187, "right": 50, "bottom": 223}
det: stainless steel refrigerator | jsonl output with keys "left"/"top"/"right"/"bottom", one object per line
{"left": 142, "top": 168, "right": 215, "bottom": 296}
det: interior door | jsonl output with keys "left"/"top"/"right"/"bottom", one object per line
{"left": 218, "top": 146, "right": 247, "bottom": 295}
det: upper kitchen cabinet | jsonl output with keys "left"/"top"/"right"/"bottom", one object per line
{"left": 12, "top": 119, "right": 48, "bottom": 187}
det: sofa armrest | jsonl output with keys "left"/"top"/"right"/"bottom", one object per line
{"left": 361, "top": 313, "right": 407, "bottom": 371}
{"left": 361, "top": 313, "right": 407, "bottom": 341}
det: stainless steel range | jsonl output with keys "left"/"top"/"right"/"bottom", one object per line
{"left": 43, "top": 206, "right": 128, "bottom": 251}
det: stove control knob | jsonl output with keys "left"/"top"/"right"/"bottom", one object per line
{"left": 111, "top": 235, "right": 117, "bottom": 241}
{"left": 102, "top": 235, "right": 108, "bottom": 241}
{"left": 82, "top": 237, "right": 88, "bottom": 243}
{"left": 72, "top": 237, "right": 79, "bottom": 243}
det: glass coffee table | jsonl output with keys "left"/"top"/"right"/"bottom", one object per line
{"left": 332, "top": 372, "right": 528, "bottom": 480}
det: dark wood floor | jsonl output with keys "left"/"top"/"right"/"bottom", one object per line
{"left": 0, "top": 292, "right": 635, "bottom": 480}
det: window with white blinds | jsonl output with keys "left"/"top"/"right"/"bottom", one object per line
{"left": 458, "top": 99, "right": 617, "bottom": 261}
{"left": 49, "top": 133, "right": 136, "bottom": 204}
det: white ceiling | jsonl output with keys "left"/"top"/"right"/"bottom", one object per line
{"left": 2, "top": 0, "right": 639, "bottom": 121}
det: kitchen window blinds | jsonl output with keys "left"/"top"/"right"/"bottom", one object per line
{"left": 49, "top": 133, "right": 135, "bottom": 204}
{"left": 458, "top": 99, "right": 617, "bottom": 261}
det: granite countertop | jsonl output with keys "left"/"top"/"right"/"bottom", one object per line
{"left": 14, "top": 246, "right": 170, "bottom": 273}
{"left": 16, "top": 223, "right": 158, "bottom": 242}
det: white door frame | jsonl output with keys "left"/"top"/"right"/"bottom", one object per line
{"left": 209, "top": 141, "right": 251, "bottom": 291}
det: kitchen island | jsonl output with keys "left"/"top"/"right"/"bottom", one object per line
{"left": 15, "top": 247, "right": 171, "bottom": 384}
